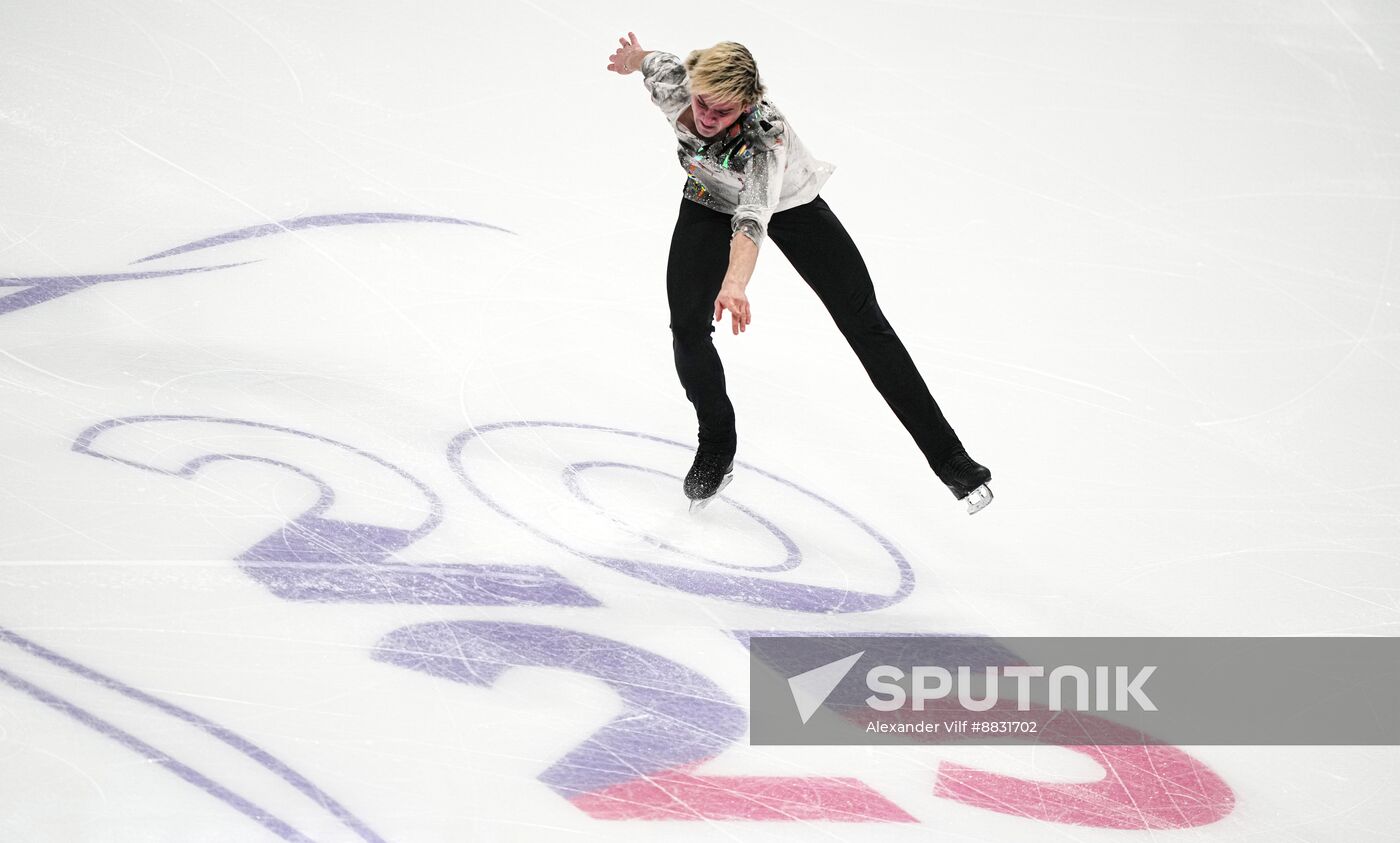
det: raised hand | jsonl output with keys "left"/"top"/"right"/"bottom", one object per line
{"left": 607, "top": 32, "right": 646, "bottom": 75}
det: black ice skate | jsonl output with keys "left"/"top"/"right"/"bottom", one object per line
{"left": 685, "top": 446, "right": 735, "bottom": 513}
{"left": 936, "top": 447, "right": 993, "bottom": 515}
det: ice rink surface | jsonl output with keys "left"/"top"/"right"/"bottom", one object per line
{"left": 2, "top": 1, "right": 1398, "bottom": 839}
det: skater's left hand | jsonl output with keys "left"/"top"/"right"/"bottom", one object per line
{"left": 714, "top": 282, "right": 751, "bottom": 334}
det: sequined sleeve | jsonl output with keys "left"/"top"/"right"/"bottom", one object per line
{"left": 731, "top": 139, "right": 787, "bottom": 248}
{"left": 640, "top": 51, "right": 689, "bottom": 120}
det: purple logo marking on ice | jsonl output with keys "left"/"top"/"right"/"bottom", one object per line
{"left": 0, "top": 211, "right": 513, "bottom": 317}
{"left": 73, "top": 415, "right": 597, "bottom": 607}
{"left": 450, "top": 420, "right": 917, "bottom": 613}
{"left": 0, "top": 627, "right": 386, "bottom": 842}
{"left": 128, "top": 212, "right": 513, "bottom": 263}
{"left": 0, "top": 263, "right": 255, "bottom": 316}
{"left": 373, "top": 620, "right": 747, "bottom": 799}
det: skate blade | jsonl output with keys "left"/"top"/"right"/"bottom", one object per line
{"left": 687, "top": 472, "right": 734, "bottom": 514}
{"left": 964, "top": 484, "right": 993, "bottom": 515}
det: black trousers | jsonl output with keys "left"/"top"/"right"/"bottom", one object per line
{"left": 666, "top": 194, "right": 964, "bottom": 472}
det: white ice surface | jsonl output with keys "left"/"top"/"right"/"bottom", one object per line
{"left": 1, "top": 1, "right": 1398, "bottom": 840}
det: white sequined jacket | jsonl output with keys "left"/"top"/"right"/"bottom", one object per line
{"left": 640, "top": 50, "right": 836, "bottom": 247}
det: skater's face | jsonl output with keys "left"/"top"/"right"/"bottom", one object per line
{"left": 689, "top": 90, "right": 747, "bottom": 138}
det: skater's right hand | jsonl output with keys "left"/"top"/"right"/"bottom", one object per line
{"left": 607, "top": 32, "right": 647, "bottom": 75}
{"left": 714, "top": 282, "right": 751, "bottom": 335}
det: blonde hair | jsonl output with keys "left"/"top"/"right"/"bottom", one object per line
{"left": 684, "top": 41, "right": 766, "bottom": 108}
